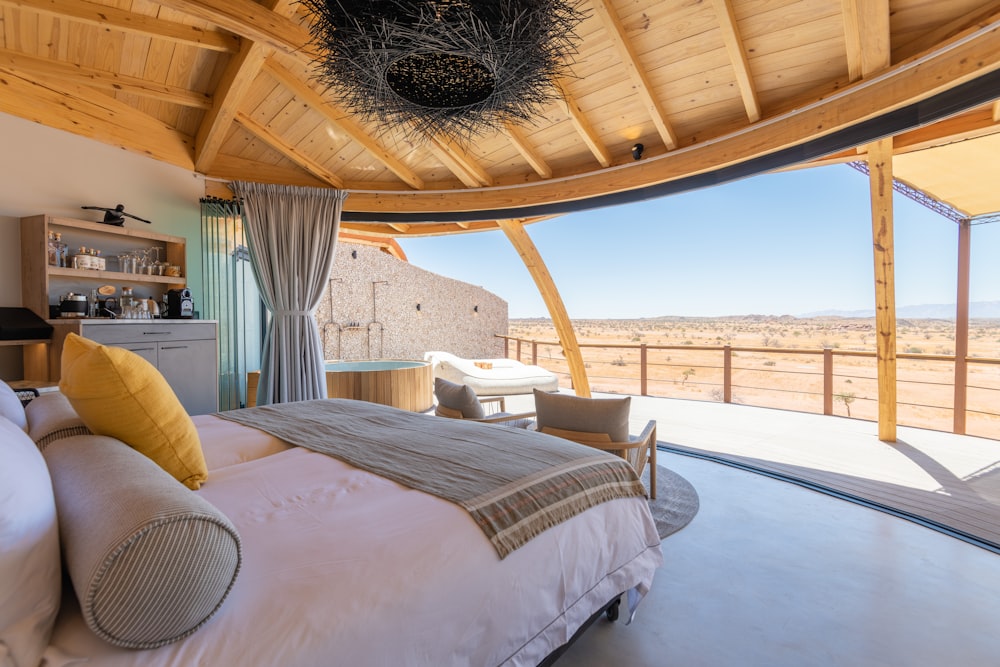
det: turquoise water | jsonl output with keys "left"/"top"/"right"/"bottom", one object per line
{"left": 324, "top": 360, "right": 426, "bottom": 372}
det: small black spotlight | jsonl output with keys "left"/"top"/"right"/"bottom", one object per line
{"left": 632, "top": 143, "right": 644, "bottom": 161}
{"left": 351, "top": 249, "right": 358, "bottom": 258}
{"left": 416, "top": 303, "right": 421, "bottom": 311}
{"left": 473, "top": 305, "right": 479, "bottom": 313}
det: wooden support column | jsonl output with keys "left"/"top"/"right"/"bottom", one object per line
{"left": 953, "top": 218, "right": 972, "bottom": 435}
{"left": 867, "top": 137, "right": 897, "bottom": 442}
{"left": 497, "top": 220, "right": 591, "bottom": 397}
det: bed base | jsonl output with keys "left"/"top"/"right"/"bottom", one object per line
{"left": 536, "top": 594, "right": 622, "bottom": 666}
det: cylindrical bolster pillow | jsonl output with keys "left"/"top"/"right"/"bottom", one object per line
{"left": 43, "top": 435, "right": 242, "bottom": 649}
{"left": 25, "top": 392, "right": 91, "bottom": 451}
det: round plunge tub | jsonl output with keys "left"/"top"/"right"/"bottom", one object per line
{"left": 246, "top": 360, "right": 433, "bottom": 412}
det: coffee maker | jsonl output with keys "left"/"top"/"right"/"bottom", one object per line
{"left": 165, "top": 288, "right": 194, "bottom": 319}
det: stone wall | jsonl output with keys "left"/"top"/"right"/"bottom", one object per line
{"left": 313, "top": 242, "right": 508, "bottom": 362}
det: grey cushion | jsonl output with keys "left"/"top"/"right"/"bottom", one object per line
{"left": 44, "top": 435, "right": 242, "bottom": 649}
{"left": 533, "top": 390, "right": 631, "bottom": 442}
{"left": 0, "top": 380, "right": 27, "bottom": 431}
{"left": 25, "top": 392, "right": 91, "bottom": 451}
{"left": 434, "top": 377, "right": 485, "bottom": 419}
{"left": 0, "top": 416, "right": 61, "bottom": 667}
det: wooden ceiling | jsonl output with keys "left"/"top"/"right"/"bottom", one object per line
{"left": 2, "top": 0, "right": 1000, "bottom": 236}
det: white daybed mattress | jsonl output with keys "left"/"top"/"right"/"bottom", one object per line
{"left": 45, "top": 414, "right": 663, "bottom": 666}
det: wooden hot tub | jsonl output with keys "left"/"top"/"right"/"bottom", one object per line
{"left": 247, "top": 360, "right": 433, "bottom": 412}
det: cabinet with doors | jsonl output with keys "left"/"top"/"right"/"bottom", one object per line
{"left": 45, "top": 320, "right": 219, "bottom": 415}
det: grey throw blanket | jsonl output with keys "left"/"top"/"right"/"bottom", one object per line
{"left": 216, "top": 399, "right": 647, "bottom": 558}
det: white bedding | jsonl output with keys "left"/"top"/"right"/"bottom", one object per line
{"left": 45, "top": 414, "right": 663, "bottom": 666}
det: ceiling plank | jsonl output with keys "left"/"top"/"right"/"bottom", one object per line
{"left": 590, "top": 0, "right": 679, "bottom": 148}
{"left": 0, "top": 0, "right": 239, "bottom": 52}
{"left": 340, "top": 21, "right": 1000, "bottom": 216}
{"left": 155, "top": 0, "right": 314, "bottom": 59}
{"left": 503, "top": 123, "right": 552, "bottom": 179}
{"left": 234, "top": 110, "right": 344, "bottom": 187}
{"left": 263, "top": 60, "right": 425, "bottom": 190}
{"left": 0, "top": 47, "right": 212, "bottom": 108}
{"left": 557, "top": 82, "right": 612, "bottom": 168}
{"left": 709, "top": 0, "right": 760, "bottom": 123}
{"left": 0, "top": 67, "right": 195, "bottom": 167}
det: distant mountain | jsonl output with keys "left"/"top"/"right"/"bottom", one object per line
{"left": 802, "top": 301, "right": 1000, "bottom": 319}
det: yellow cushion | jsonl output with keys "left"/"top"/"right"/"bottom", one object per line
{"left": 58, "top": 333, "right": 207, "bottom": 489}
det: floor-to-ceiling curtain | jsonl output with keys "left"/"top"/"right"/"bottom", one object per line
{"left": 200, "top": 197, "right": 264, "bottom": 410}
{"left": 229, "top": 182, "right": 347, "bottom": 405}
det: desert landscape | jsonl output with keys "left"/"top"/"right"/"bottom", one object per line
{"left": 507, "top": 316, "right": 1000, "bottom": 441}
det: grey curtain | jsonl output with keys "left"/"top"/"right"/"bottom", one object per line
{"left": 229, "top": 182, "right": 347, "bottom": 405}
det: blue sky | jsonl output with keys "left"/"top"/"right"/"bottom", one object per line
{"left": 397, "top": 164, "right": 1000, "bottom": 318}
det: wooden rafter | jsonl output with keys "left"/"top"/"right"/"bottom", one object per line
{"left": 154, "top": 0, "right": 313, "bottom": 58}
{"left": 503, "top": 124, "right": 552, "bottom": 179}
{"left": 234, "top": 110, "right": 345, "bottom": 188}
{"left": 557, "top": 82, "right": 612, "bottom": 168}
{"left": 262, "top": 60, "right": 425, "bottom": 190}
{"left": 710, "top": 0, "right": 760, "bottom": 122}
{"left": 841, "top": 0, "right": 863, "bottom": 82}
{"left": 893, "top": 0, "right": 1000, "bottom": 62}
{"left": 0, "top": 0, "right": 239, "bottom": 52}
{"left": 0, "top": 67, "right": 195, "bottom": 167}
{"left": 590, "top": 0, "right": 679, "bottom": 148}
{"left": 426, "top": 137, "right": 493, "bottom": 187}
{"left": 0, "top": 48, "right": 212, "bottom": 108}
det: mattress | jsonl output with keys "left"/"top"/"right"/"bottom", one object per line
{"left": 44, "top": 414, "right": 663, "bottom": 666}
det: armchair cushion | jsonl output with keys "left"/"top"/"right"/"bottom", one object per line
{"left": 434, "top": 377, "right": 485, "bottom": 419}
{"left": 533, "top": 390, "right": 631, "bottom": 443}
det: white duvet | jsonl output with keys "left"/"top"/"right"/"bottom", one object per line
{"left": 45, "top": 415, "right": 663, "bottom": 666}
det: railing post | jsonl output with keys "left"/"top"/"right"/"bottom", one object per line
{"left": 504, "top": 336, "right": 509, "bottom": 359}
{"left": 640, "top": 344, "right": 648, "bottom": 396}
{"left": 824, "top": 348, "right": 833, "bottom": 415}
{"left": 516, "top": 338, "right": 522, "bottom": 363}
{"left": 531, "top": 340, "right": 538, "bottom": 366}
{"left": 723, "top": 345, "right": 732, "bottom": 403}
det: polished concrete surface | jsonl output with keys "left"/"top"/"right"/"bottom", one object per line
{"left": 559, "top": 452, "right": 1000, "bottom": 666}
{"left": 494, "top": 395, "right": 1000, "bottom": 666}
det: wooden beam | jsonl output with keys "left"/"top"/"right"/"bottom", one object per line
{"left": 154, "top": 0, "right": 315, "bottom": 59}
{"left": 0, "top": 67, "right": 195, "bottom": 168}
{"left": 867, "top": 137, "right": 897, "bottom": 442}
{"left": 591, "top": 0, "right": 679, "bottom": 147}
{"left": 893, "top": 1, "right": 1000, "bottom": 62}
{"left": 425, "top": 137, "right": 492, "bottom": 188}
{"left": 503, "top": 123, "right": 552, "bottom": 179}
{"left": 263, "top": 60, "right": 425, "bottom": 190}
{"left": 994, "top": 100, "right": 1000, "bottom": 122}
{"left": 0, "top": 0, "right": 240, "bottom": 52}
{"left": 206, "top": 155, "right": 330, "bottom": 188}
{"left": 342, "top": 20, "right": 1000, "bottom": 216}
{"left": 497, "top": 219, "right": 590, "bottom": 397}
{"left": 841, "top": 0, "right": 863, "bottom": 82}
{"left": 0, "top": 47, "right": 212, "bottom": 108}
{"left": 557, "top": 82, "right": 613, "bottom": 168}
{"left": 234, "top": 110, "right": 345, "bottom": 187}
{"left": 953, "top": 219, "right": 971, "bottom": 435}
{"left": 858, "top": 0, "right": 891, "bottom": 75}
{"left": 193, "top": 0, "right": 298, "bottom": 173}
{"left": 710, "top": 0, "right": 761, "bottom": 123}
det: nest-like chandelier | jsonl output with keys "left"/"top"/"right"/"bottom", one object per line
{"left": 302, "top": 0, "right": 586, "bottom": 142}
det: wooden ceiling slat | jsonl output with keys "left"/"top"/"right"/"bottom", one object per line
{"left": 0, "top": 0, "right": 239, "bottom": 51}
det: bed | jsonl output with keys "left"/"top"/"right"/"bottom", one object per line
{"left": 1, "top": 360, "right": 662, "bottom": 667}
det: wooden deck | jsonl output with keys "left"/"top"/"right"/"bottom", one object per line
{"left": 506, "top": 391, "right": 1000, "bottom": 552}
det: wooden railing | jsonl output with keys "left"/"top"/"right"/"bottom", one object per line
{"left": 498, "top": 336, "right": 1000, "bottom": 440}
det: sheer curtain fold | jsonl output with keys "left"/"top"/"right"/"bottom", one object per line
{"left": 229, "top": 182, "right": 348, "bottom": 405}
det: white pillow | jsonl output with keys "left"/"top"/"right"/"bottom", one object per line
{"left": 0, "top": 416, "right": 61, "bottom": 667}
{"left": 0, "top": 381, "right": 27, "bottom": 432}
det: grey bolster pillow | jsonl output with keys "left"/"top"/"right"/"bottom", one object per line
{"left": 43, "top": 435, "right": 241, "bottom": 649}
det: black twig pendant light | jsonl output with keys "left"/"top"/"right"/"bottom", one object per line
{"left": 302, "top": 0, "right": 586, "bottom": 142}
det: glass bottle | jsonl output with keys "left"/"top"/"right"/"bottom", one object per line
{"left": 120, "top": 287, "right": 134, "bottom": 318}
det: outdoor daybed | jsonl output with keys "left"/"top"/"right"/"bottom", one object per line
{"left": 425, "top": 350, "right": 560, "bottom": 396}
{"left": 1, "top": 338, "right": 661, "bottom": 667}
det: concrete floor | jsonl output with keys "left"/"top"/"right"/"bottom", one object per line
{"left": 489, "top": 394, "right": 1000, "bottom": 666}
{"left": 556, "top": 451, "right": 1000, "bottom": 666}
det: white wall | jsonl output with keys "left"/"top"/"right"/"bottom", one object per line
{"left": 0, "top": 112, "right": 206, "bottom": 379}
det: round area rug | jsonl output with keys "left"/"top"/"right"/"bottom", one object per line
{"left": 641, "top": 465, "right": 700, "bottom": 539}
